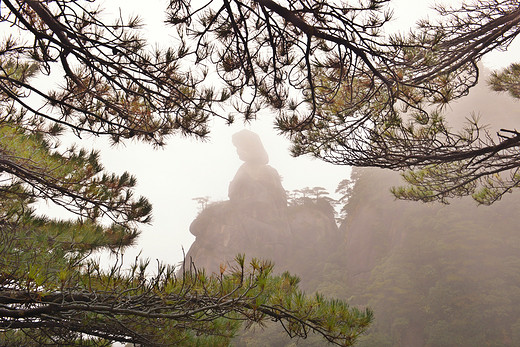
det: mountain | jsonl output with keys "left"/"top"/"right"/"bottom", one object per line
{"left": 340, "top": 67, "right": 520, "bottom": 346}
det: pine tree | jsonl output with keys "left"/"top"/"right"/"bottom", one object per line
{"left": 0, "top": 2, "right": 373, "bottom": 345}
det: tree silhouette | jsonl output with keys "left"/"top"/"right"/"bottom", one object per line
{"left": 0, "top": 1, "right": 373, "bottom": 345}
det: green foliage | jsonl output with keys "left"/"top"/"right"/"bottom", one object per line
{"left": 1, "top": 243, "right": 373, "bottom": 345}
{"left": 390, "top": 70, "right": 520, "bottom": 206}
{"left": 0, "top": 121, "right": 151, "bottom": 230}
{"left": 489, "top": 63, "right": 520, "bottom": 99}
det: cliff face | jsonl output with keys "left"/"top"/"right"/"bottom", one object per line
{"left": 186, "top": 195, "right": 339, "bottom": 281}
{"left": 184, "top": 130, "right": 340, "bottom": 286}
{"left": 341, "top": 169, "right": 409, "bottom": 282}
{"left": 185, "top": 161, "right": 292, "bottom": 273}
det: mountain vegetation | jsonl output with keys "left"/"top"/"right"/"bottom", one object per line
{"left": 222, "top": 167, "right": 520, "bottom": 346}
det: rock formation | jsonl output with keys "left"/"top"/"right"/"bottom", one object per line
{"left": 185, "top": 130, "right": 339, "bottom": 281}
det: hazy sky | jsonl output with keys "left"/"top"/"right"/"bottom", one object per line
{"left": 39, "top": 0, "right": 520, "bottom": 266}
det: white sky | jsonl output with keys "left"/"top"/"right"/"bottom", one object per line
{"left": 18, "top": 0, "right": 520, "bottom": 266}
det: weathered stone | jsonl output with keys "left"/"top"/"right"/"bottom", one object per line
{"left": 185, "top": 130, "right": 339, "bottom": 279}
{"left": 231, "top": 129, "right": 269, "bottom": 165}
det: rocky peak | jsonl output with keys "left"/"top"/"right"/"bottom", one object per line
{"left": 184, "top": 130, "right": 339, "bottom": 282}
